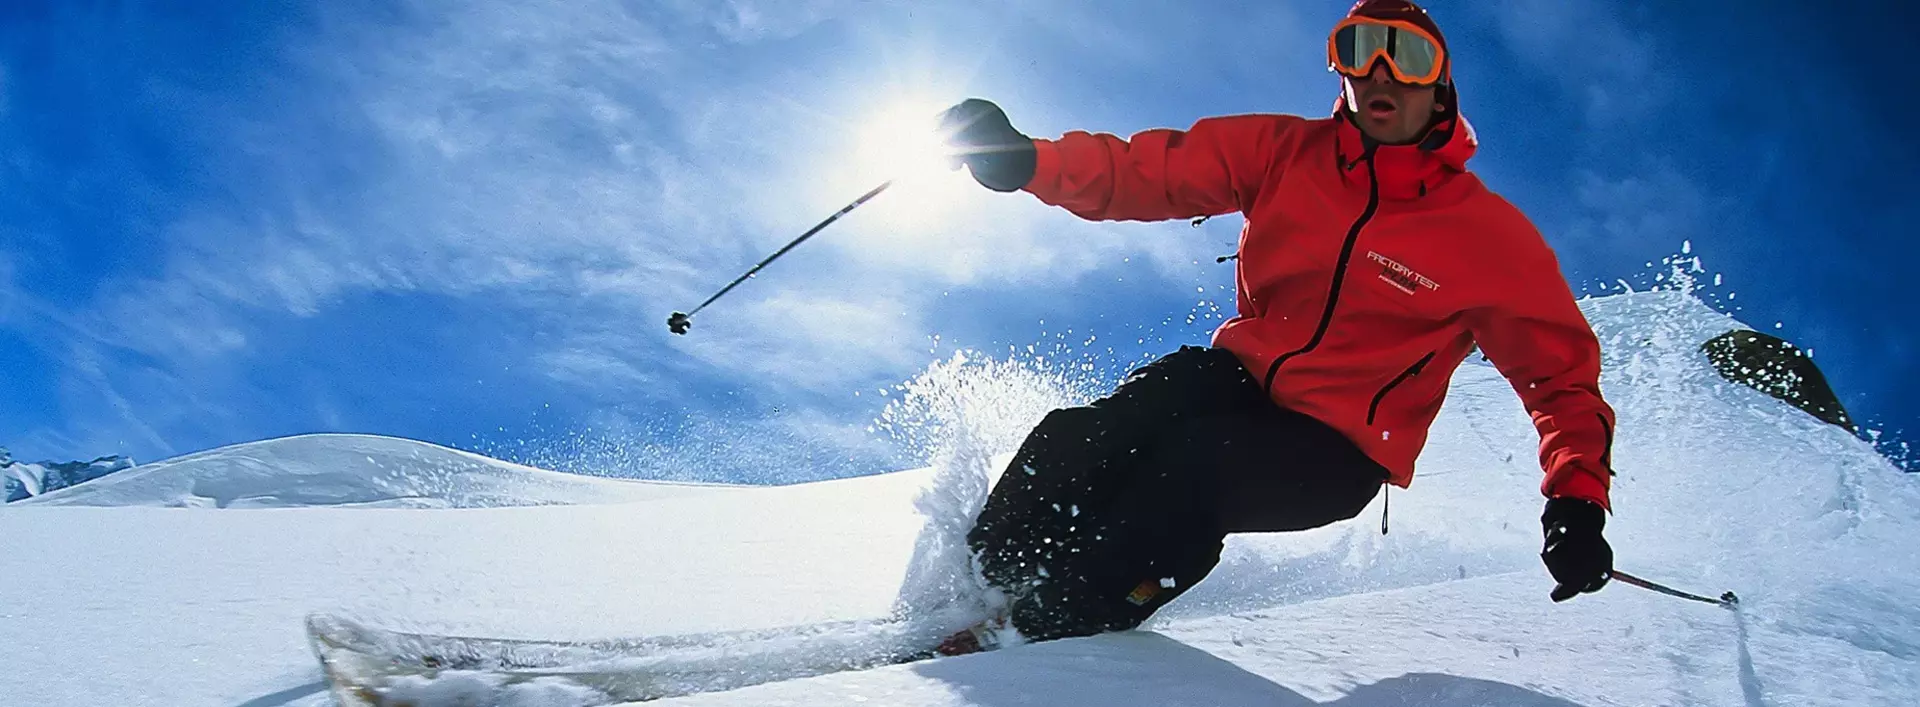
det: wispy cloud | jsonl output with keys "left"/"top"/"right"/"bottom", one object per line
{"left": 1567, "top": 163, "right": 1715, "bottom": 254}
{"left": 536, "top": 347, "right": 662, "bottom": 397}
{"left": 71, "top": 1, "right": 1238, "bottom": 387}
{"left": 17, "top": 0, "right": 1150, "bottom": 466}
{"left": 1472, "top": 0, "right": 1672, "bottom": 126}
{"left": 37, "top": 347, "right": 187, "bottom": 461}
{"left": 665, "top": 0, "right": 850, "bottom": 44}
{"left": 496, "top": 400, "right": 905, "bottom": 484}
{"left": 20, "top": 0, "right": 1903, "bottom": 472}
{"left": 680, "top": 290, "right": 934, "bottom": 394}
{"left": 1459, "top": 1, "right": 1714, "bottom": 289}
{"left": 0, "top": 0, "right": 1674, "bottom": 469}
{"left": 0, "top": 250, "right": 14, "bottom": 325}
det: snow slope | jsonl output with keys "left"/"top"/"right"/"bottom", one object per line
{"left": 0, "top": 291, "right": 1914, "bottom": 706}
{"left": 13, "top": 433, "right": 734, "bottom": 508}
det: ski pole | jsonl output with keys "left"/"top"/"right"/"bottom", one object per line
{"left": 668, "top": 179, "right": 896, "bottom": 335}
{"left": 1610, "top": 569, "right": 1740, "bottom": 610}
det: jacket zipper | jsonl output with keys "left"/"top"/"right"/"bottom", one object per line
{"left": 1598, "top": 413, "right": 1614, "bottom": 473}
{"left": 1367, "top": 351, "right": 1437, "bottom": 425}
{"left": 1263, "top": 145, "right": 1382, "bottom": 393}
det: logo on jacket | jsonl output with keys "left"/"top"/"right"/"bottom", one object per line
{"left": 1367, "top": 251, "right": 1440, "bottom": 296}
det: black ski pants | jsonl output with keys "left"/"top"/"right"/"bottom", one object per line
{"left": 966, "top": 346, "right": 1389, "bottom": 642}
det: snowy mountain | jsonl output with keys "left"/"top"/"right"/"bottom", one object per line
{"left": 1, "top": 448, "right": 135, "bottom": 503}
{"left": 12, "top": 433, "right": 735, "bottom": 508}
{"left": 0, "top": 291, "right": 1913, "bottom": 706}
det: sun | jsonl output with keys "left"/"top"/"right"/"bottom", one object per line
{"left": 853, "top": 101, "right": 961, "bottom": 182}
{"left": 830, "top": 98, "right": 974, "bottom": 228}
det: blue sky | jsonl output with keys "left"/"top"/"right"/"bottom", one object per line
{"left": 1, "top": 0, "right": 1913, "bottom": 480}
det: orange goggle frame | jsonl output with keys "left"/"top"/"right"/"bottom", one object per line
{"left": 1327, "top": 17, "right": 1449, "bottom": 86}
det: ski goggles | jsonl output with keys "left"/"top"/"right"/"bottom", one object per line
{"left": 1327, "top": 17, "right": 1448, "bottom": 86}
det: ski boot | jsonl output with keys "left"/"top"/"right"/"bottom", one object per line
{"left": 934, "top": 614, "right": 1016, "bottom": 656}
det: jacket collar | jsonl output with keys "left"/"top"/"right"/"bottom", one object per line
{"left": 1331, "top": 95, "right": 1478, "bottom": 201}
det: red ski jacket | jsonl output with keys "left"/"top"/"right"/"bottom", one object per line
{"left": 1019, "top": 100, "right": 1617, "bottom": 510}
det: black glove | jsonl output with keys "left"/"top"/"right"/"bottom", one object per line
{"left": 1540, "top": 497, "right": 1612, "bottom": 602}
{"left": 936, "top": 98, "right": 1037, "bottom": 192}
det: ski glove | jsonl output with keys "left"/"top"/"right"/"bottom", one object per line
{"left": 1541, "top": 497, "right": 1612, "bottom": 602}
{"left": 936, "top": 98, "right": 1037, "bottom": 192}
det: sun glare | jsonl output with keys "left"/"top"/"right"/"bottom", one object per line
{"left": 857, "top": 102, "right": 960, "bottom": 181}
{"left": 833, "top": 99, "right": 973, "bottom": 230}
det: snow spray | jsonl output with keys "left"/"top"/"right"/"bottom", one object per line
{"left": 875, "top": 350, "right": 1094, "bottom": 634}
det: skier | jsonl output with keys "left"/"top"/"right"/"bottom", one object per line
{"left": 934, "top": 0, "right": 1617, "bottom": 653}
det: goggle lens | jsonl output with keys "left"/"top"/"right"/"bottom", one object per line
{"left": 1333, "top": 22, "right": 1441, "bottom": 83}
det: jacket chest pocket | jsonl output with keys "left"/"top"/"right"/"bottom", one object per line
{"left": 1368, "top": 350, "right": 1437, "bottom": 426}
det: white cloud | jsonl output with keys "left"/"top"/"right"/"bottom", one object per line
{"left": 76, "top": 0, "right": 694, "bottom": 357}
{"left": 66, "top": 352, "right": 176, "bottom": 455}
{"left": 663, "top": 0, "right": 851, "bottom": 44}
{"left": 536, "top": 346, "right": 661, "bottom": 395}
{"left": 22, "top": 344, "right": 205, "bottom": 463}
{"left": 38, "top": 0, "right": 1316, "bottom": 466}
{"left": 0, "top": 250, "right": 15, "bottom": 325}
{"left": 1473, "top": 0, "right": 1671, "bottom": 126}
{"left": 672, "top": 289, "right": 933, "bottom": 396}
{"left": 1567, "top": 162, "right": 1721, "bottom": 250}
{"left": 92, "top": 0, "right": 1196, "bottom": 377}
{"left": 512, "top": 400, "right": 901, "bottom": 484}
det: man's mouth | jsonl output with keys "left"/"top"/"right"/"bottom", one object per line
{"left": 1365, "top": 96, "right": 1399, "bottom": 118}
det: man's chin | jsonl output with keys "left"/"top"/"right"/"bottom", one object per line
{"left": 1358, "top": 122, "right": 1419, "bottom": 146}
{"left": 1343, "top": 107, "right": 1426, "bottom": 146}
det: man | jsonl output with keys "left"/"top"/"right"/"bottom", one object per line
{"left": 932, "top": 0, "right": 1617, "bottom": 653}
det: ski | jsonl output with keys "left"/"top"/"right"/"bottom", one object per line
{"left": 306, "top": 610, "right": 1002, "bottom": 705}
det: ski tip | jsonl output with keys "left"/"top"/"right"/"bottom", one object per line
{"left": 304, "top": 612, "right": 363, "bottom": 641}
{"left": 304, "top": 611, "right": 342, "bottom": 631}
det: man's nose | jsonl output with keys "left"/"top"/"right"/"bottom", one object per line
{"left": 1367, "top": 61, "right": 1395, "bottom": 84}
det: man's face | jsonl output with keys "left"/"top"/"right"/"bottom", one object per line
{"left": 1343, "top": 62, "right": 1440, "bottom": 145}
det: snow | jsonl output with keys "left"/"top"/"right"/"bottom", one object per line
{"left": 1, "top": 291, "right": 1915, "bottom": 706}
{"left": 382, "top": 672, "right": 610, "bottom": 707}
{"left": 13, "top": 433, "right": 735, "bottom": 508}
